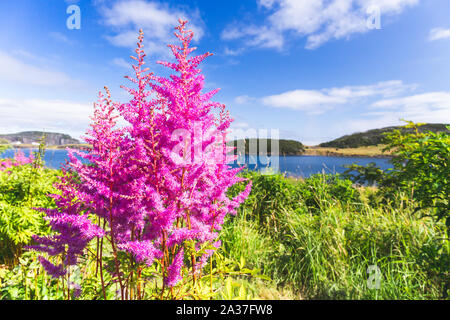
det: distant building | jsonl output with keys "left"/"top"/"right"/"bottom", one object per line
{"left": 12, "top": 141, "right": 22, "bottom": 145}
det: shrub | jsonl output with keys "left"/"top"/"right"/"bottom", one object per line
{"left": 0, "top": 163, "right": 58, "bottom": 265}
{"left": 383, "top": 122, "right": 449, "bottom": 229}
{"left": 298, "top": 174, "right": 360, "bottom": 211}
{"left": 0, "top": 139, "right": 9, "bottom": 155}
{"left": 343, "top": 121, "right": 449, "bottom": 229}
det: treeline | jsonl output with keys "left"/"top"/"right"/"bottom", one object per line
{"left": 227, "top": 139, "right": 305, "bottom": 156}
{"left": 320, "top": 123, "right": 449, "bottom": 148}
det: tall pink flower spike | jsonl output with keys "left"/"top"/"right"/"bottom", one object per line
{"left": 29, "top": 19, "right": 251, "bottom": 297}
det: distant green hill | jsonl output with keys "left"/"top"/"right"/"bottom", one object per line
{"left": 0, "top": 131, "right": 80, "bottom": 146}
{"left": 319, "top": 123, "right": 450, "bottom": 148}
{"left": 228, "top": 139, "right": 305, "bottom": 155}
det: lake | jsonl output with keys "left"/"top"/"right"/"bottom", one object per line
{"left": 1, "top": 149, "right": 393, "bottom": 178}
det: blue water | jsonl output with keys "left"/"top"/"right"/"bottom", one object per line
{"left": 0, "top": 148, "right": 88, "bottom": 170}
{"left": 1, "top": 148, "right": 392, "bottom": 178}
{"left": 232, "top": 154, "right": 392, "bottom": 177}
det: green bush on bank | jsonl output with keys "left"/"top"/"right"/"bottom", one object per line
{"left": 0, "top": 164, "right": 58, "bottom": 265}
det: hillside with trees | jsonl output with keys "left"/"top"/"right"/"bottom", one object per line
{"left": 319, "top": 123, "right": 449, "bottom": 148}
{"left": 0, "top": 131, "right": 79, "bottom": 146}
{"left": 228, "top": 139, "right": 305, "bottom": 155}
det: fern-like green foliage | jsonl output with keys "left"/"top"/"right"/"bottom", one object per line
{"left": 0, "top": 164, "right": 59, "bottom": 265}
{"left": 0, "top": 138, "right": 9, "bottom": 155}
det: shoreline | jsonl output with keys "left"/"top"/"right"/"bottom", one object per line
{"left": 303, "top": 145, "right": 392, "bottom": 158}
{"left": 300, "top": 152, "right": 392, "bottom": 159}
{"left": 235, "top": 153, "right": 391, "bottom": 159}
{"left": 6, "top": 144, "right": 91, "bottom": 151}
{"left": 6, "top": 145, "right": 392, "bottom": 159}
{"left": 4, "top": 142, "right": 393, "bottom": 159}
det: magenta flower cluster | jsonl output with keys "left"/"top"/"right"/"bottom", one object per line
{"left": 29, "top": 20, "right": 251, "bottom": 299}
{"left": 0, "top": 150, "right": 34, "bottom": 171}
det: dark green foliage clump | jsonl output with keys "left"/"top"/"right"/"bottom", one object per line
{"left": 228, "top": 139, "right": 305, "bottom": 155}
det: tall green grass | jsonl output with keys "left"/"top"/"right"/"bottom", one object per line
{"left": 221, "top": 173, "right": 448, "bottom": 299}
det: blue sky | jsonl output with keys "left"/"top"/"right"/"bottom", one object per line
{"left": 0, "top": 0, "right": 449, "bottom": 144}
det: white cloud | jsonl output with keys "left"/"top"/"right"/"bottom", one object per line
{"left": 223, "top": 0, "right": 419, "bottom": 50}
{"left": 429, "top": 28, "right": 450, "bottom": 41}
{"left": 340, "top": 91, "right": 450, "bottom": 134}
{"left": 0, "top": 51, "right": 76, "bottom": 86}
{"left": 99, "top": 0, "right": 204, "bottom": 57}
{"left": 12, "top": 49, "right": 37, "bottom": 60}
{"left": 262, "top": 89, "right": 344, "bottom": 114}
{"left": 261, "top": 80, "right": 415, "bottom": 114}
{"left": 111, "top": 57, "right": 131, "bottom": 69}
{"left": 221, "top": 28, "right": 244, "bottom": 41}
{"left": 369, "top": 92, "right": 450, "bottom": 122}
{"left": 49, "top": 32, "right": 74, "bottom": 45}
{"left": 0, "top": 99, "right": 92, "bottom": 139}
{"left": 222, "top": 25, "right": 284, "bottom": 50}
{"left": 258, "top": 0, "right": 277, "bottom": 9}
{"left": 223, "top": 47, "right": 245, "bottom": 56}
{"left": 235, "top": 95, "right": 255, "bottom": 104}
{"left": 232, "top": 122, "right": 250, "bottom": 129}
{"left": 371, "top": 92, "right": 450, "bottom": 110}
